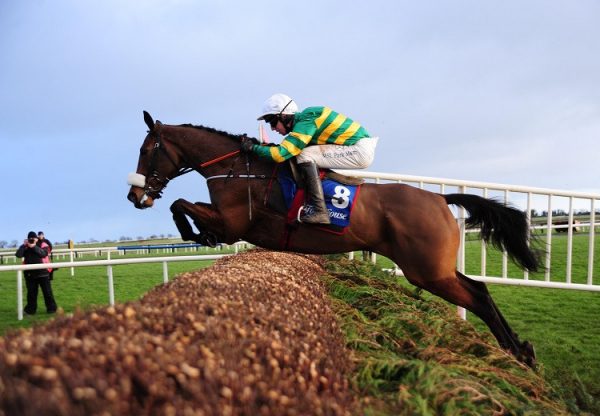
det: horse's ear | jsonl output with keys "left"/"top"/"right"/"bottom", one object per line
{"left": 143, "top": 111, "right": 154, "bottom": 131}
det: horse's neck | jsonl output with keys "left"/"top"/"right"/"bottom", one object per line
{"left": 170, "top": 125, "right": 274, "bottom": 175}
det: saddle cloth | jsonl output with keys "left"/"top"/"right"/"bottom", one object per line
{"left": 278, "top": 170, "right": 361, "bottom": 229}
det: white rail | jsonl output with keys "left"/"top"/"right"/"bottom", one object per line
{"left": 340, "top": 170, "right": 600, "bottom": 319}
{"left": 2, "top": 171, "right": 598, "bottom": 321}
{"left": 0, "top": 255, "right": 230, "bottom": 321}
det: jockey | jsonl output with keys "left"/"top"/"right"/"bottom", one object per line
{"left": 242, "top": 93, "right": 378, "bottom": 224}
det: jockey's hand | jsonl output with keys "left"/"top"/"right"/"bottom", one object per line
{"left": 240, "top": 136, "right": 258, "bottom": 153}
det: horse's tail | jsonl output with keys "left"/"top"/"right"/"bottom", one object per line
{"left": 444, "top": 193, "right": 541, "bottom": 272}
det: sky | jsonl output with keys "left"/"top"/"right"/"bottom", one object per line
{"left": 1, "top": 0, "right": 599, "bottom": 245}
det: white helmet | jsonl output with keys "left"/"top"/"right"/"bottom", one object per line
{"left": 257, "top": 93, "right": 299, "bottom": 120}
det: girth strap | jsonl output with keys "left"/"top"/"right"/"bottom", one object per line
{"left": 205, "top": 174, "right": 267, "bottom": 181}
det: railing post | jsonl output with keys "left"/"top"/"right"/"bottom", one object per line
{"left": 70, "top": 250, "right": 75, "bottom": 276}
{"left": 17, "top": 270, "right": 23, "bottom": 321}
{"left": 588, "top": 199, "right": 596, "bottom": 285}
{"left": 545, "top": 196, "right": 553, "bottom": 281}
{"left": 566, "top": 197, "right": 574, "bottom": 284}
{"left": 502, "top": 190, "right": 509, "bottom": 278}
{"left": 107, "top": 265, "right": 115, "bottom": 305}
{"left": 481, "top": 188, "right": 488, "bottom": 277}
{"left": 524, "top": 192, "right": 532, "bottom": 280}
{"left": 457, "top": 185, "right": 467, "bottom": 320}
{"left": 162, "top": 261, "right": 169, "bottom": 283}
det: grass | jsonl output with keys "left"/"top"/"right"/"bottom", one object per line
{"left": 0, "top": 249, "right": 228, "bottom": 333}
{"left": 323, "top": 257, "right": 571, "bottom": 415}
{"left": 1, "top": 235, "right": 598, "bottom": 413}
{"left": 374, "top": 232, "right": 600, "bottom": 413}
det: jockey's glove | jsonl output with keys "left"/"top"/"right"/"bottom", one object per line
{"left": 240, "top": 136, "right": 259, "bottom": 153}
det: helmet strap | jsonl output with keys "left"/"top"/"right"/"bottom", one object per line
{"left": 279, "top": 99, "right": 293, "bottom": 116}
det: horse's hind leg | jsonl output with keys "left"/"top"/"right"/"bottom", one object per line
{"left": 455, "top": 272, "right": 535, "bottom": 367}
{"left": 405, "top": 269, "right": 535, "bottom": 367}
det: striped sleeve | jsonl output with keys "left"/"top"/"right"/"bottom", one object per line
{"left": 252, "top": 118, "right": 318, "bottom": 163}
{"left": 252, "top": 135, "right": 306, "bottom": 163}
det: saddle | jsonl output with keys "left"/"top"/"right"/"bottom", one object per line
{"left": 287, "top": 160, "right": 365, "bottom": 186}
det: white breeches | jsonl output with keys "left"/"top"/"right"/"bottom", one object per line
{"left": 296, "top": 137, "right": 379, "bottom": 169}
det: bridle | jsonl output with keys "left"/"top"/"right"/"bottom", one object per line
{"left": 149, "top": 134, "right": 192, "bottom": 198}
{"left": 132, "top": 126, "right": 194, "bottom": 201}
{"left": 128, "top": 125, "right": 268, "bottom": 218}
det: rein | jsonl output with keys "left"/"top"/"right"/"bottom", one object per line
{"left": 200, "top": 150, "right": 241, "bottom": 168}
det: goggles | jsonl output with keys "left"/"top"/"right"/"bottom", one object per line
{"left": 263, "top": 115, "right": 279, "bottom": 128}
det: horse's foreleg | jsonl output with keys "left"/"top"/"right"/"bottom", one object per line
{"left": 170, "top": 199, "right": 226, "bottom": 246}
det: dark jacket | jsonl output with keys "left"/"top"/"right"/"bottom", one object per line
{"left": 16, "top": 244, "right": 50, "bottom": 278}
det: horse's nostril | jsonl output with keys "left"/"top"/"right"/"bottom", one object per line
{"left": 127, "top": 191, "right": 138, "bottom": 204}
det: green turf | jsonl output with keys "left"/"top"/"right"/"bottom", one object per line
{"left": 373, "top": 232, "right": 600, "bottom": 413}
{"left": 0, "top": 250, "right": 223, "bottom": 333}
{"left": 323, "top": 256, "right": 571, "bottom": 415}
{"left": 0, "top": 234, "right": 598, "bottom": 413}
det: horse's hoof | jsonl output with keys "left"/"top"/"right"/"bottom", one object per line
{"left": 201, "top": 232, "right": 218, "bottom": 248}
{"left": 520, "top": 341, "right": 536, "bottom": 368}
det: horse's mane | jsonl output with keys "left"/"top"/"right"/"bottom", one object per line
{"left": 178, "top": 124, "right": 246, "bottom": 141}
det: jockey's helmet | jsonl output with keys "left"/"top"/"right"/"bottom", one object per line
{"left": 257, "top": 93, "right": 299, "bottom": 120}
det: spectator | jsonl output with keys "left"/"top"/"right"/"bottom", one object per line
{"left": 37, "top": 231, "right": 55, "bottom": 280}
{"left": 15, "top": 231, "right": 57, "bottom": 315}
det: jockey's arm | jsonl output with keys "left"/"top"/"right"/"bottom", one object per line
{"left": 252, "top": 118, "right": 317, "bottom": 163}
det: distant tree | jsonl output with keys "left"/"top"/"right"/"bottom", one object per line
{"left": 149, "top": 234, "right": 158, "bottom": 240}
{"left": 119, "top": 236, "right": 132, "bottom": 241}
{"left": 0, "top": 240, "right": 7, "bottom": 248}
{"left": 10, "top": 240, "right": 18, "bottom": 248}
{"left": 529, "top": 209, "right": 539, "bottom": 218}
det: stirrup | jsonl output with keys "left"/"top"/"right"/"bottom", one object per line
{"left": 297, "top": 205, "right": 331, "bottom": 224}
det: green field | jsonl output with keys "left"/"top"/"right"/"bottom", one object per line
{"left": 375, "top": 232, "right": 600, "bottom": 412}
{"left": 0, "top": 246, "right": 236, "bottom": 332}
{"left": 1, "top": 234, "right": 598, "bottom": 412}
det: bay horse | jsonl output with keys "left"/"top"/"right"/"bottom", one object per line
{"left": 127, "top": 111, "right": 540, "bottom": 367}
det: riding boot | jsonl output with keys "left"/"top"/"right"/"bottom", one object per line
{"left": 298, "top": 161, "right": 331, "bottom": 224}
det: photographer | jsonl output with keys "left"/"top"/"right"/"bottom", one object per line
{"left": 15, "top": 231, "right": 58, "bottom": 315}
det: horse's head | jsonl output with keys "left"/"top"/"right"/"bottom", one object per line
{"left": 127, "top": 111, "right": 186, "bottom": 209}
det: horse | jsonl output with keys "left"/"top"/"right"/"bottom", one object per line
{"left": 127, "top": 111, "right": 540, "bottom": 367}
